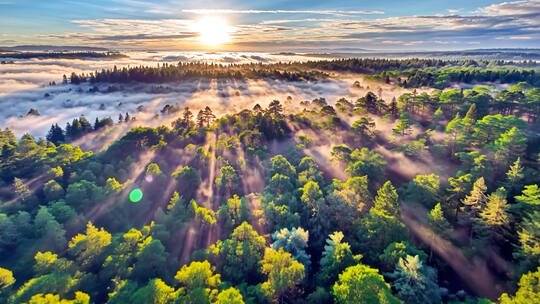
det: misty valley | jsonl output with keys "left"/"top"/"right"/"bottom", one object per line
{"left": 0, "top": 49, "right": 540, "bottom": 304}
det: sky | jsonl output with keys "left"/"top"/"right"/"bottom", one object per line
{"left": 0, "top": 0, "right": 539, "bottom": 51}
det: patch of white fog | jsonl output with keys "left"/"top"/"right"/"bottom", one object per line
{"left": 0, "top": 51, "right": 430, "bottom": 142}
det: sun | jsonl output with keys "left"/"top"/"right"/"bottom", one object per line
{"left": 193, "top": 16, "right": 232, "bottom": 46}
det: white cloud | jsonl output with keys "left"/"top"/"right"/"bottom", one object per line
{"left": 477, "top": 0, "right": 540, "bottom": 16}
{"left": 181, "top": 9, "right": 385, "bottom": 15}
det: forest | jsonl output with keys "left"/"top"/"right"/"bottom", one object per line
{"left": 65, "top": 58, "right": 539, "bottom": 91}
{"left": 1, "top": 59, "right": 540, "bottom": 304}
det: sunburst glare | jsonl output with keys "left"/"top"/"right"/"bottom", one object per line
{"left": 193, "top": 16, "right": 233, "bottom": 46}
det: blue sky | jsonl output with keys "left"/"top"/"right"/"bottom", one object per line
{"left": 1, "top": 0, "right": 539, "bottom": 51}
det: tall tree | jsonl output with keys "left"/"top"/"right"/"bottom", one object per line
{"left": 271, "top": 227, "right": 311, "bottom": 271}
{"left": 0, "top": 267, "right": 15, "bottom": 289}
{"left": 479, "top": 188, "right": 510, "bottom": 242}
{"left": 388, "top": 255, "right": 441, "bottom": 304}
{"left": 208, "top": 222, "right": 266, "bottom": 284}
{"left": 499, "top": 267, "right": 540, "bottom": 304}
{"left": 68, "top": 221, "right": 111, "bottom": 268}
{"left": 333, "top": 264, "right": 400, "bottom": 304}
{"left": 393, "top": 113, "right": 412, "bottom": 136}
{"left": 267, "top": 100, "right": 284, "bottom": 118}
{"left": 261, "top": 248, "right": 305, "bottom": 302}
{"left": 175, "top": 260, "right": 221, "bottom": 304}
{"left": 46, "top": 124, "right": 65, "bottom": 145}
{"left": 373, "top": 181, "right": 399, "bottom": 218}
{"left": 494, "top": 127, "right": 527, "bottom": 167}
{"left": 504, "top": 157, "right": 524, "bottom": 197}
{"left": 317, "top": 231, "right": 361, "bottom": 287}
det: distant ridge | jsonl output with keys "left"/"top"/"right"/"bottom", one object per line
{"left": 0, "top": 45, "right": 109, "bottom": 52}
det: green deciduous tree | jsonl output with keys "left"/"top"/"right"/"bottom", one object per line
{"left": 217, "top": 195, "right": 250, "bottom": 231}
{"left": 345, "top": 148, "right": 387, "bottom": 181}
{"left": 34, "top": 206, "right": 67, "bottom": 252}
{"left": 171, "top": 166, "right": 200, "bottom": 200}
{"left": 333, "top": 264, "right": 401, "bottom": 304}
{"left": 208, "top": 222, "right": 266, "bottom": 284}
{"left": 261, "top": 248, "right": 305, "bottom": 302}
{"left": 68, "top": 221, "right": 111, "bottom": 268}
{"left": 25, "top": 291, "right": 90, "bottom": 304}
{"left": 499, "top": 267, "right": 540, "bottom": 304}
{"left": 0, "top": 267, "right": 15, "bottom": 289}
{"left": 402, "top": 174, "right": 440, "bottom": 208}
{"left": 269, "top": 155, "right": 296, "bottom": 178}
{"left": 215, "top": 287, "right": 245, "bottom": 304}
{"left": 130, "top": 238, "right": 168, "bottom": 283}
{"left": 130, "top": 278, "right": 177, "bottom": 304}
{"left": 175, "top": 260, "right": 221, "bottom": 304}
{"left": 215, "top": 165, "right": 240, "bottom": 196}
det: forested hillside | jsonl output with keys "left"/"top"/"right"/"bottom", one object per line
{"left": 1, "top": 61, "right": 540, "bottom": 304}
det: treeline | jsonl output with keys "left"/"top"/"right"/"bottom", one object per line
{"left": 67, "top": 62, "right": 327, "bottom": 84}
{"left": 0, "top": 51, "right": 126, "bottom": 60}
{"left": 46, "top": 115, "right": 128, "bottom": 145}
{"left": 65, "top": 58, "right": 539, "bottom": 88}
{"left": 399, "top": 68, "right": 540, "bottom": 88}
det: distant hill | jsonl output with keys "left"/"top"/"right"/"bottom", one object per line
{"left": 0, "top": 45, "right": 109, "bottom": 52}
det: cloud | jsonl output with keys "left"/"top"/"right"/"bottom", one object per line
{"left": 477, "top": 0, "right": 540, "bottom": 16}
{"left": 496, "top": 35, "right": 534, "bottom": 40}
{"left": 447, "top": 9, "right": 462, "bottom": 14}
{"left": 87, "top": 33, "right": 197, "bottom": 41}
{"left": 8, "top": 1, "right": 540, "bottom": 50}
{"left": 181, "top": 9, "right": 384, "bottom": 15}
{"left": 381, "top": 40, "right": 424, "bottom": 46}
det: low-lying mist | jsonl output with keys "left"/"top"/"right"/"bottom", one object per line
{"left": 0, "top": 51, "right": 429, "bottom": 141}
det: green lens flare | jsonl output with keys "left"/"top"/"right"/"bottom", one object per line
{"left": 129, "top": 188, "right": 143, "bottom": 203}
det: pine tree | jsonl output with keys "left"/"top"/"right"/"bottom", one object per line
{"left": 392, "top": 113, "right": 412, "bottom": 136}
{"left": 253, "top": 104, "right": 263, "bottom": 114}
{"left": 388, "top": 255, "right": 441, "bottom": 304}
{"left": 197, "top": 110, "right": 205, "bottom": 128}
{"left": 389, "top": 97, "right": 399, "bottom": 118}
{"left": 267, "top": 100, "right": 283, "bottom": 118}
{"left": 494, "top": 127, "right": 527, "bottom": 167}
{"left": 182, "top": 107, "right": 193, "bottom": 128}
{"left": 373, "top": 181, "right": 399, "bottom": 218}
{"left": 461, "top": 177, "right": 488, "bottom": 241}
{"left": 479, "top": 188, "right": 510, "bottom": 241}
{"left": 427, "top": 203, "right": 451, "bottom": 236}
{"left": 203, "top": 106, "right": 216, "bottom": 127}
{"left": 504, "top": 157, "right": 524, "bottom": 197}
{"left": 13, "top": 177, "right": 31, "bottom": 202}
{"left": 45, "top": 124, "right": 64, "bottom": 145}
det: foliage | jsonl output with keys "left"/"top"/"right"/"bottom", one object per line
{"left": 333, "top": 263, "right": 401, "bottom": 304}
{"left": 260, "top": 248, "right": 305, "bottom": 301}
